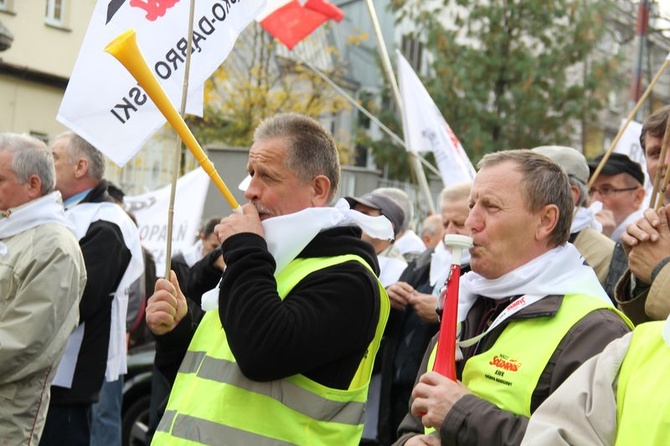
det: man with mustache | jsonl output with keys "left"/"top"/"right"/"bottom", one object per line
{"left": 146, "top": 113, "right": 389, "bottom": 445}
{"left": 393, "top": 150, "right": 631, "bottom": 446}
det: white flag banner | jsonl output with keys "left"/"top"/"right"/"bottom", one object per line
{"left": 125, "top": 168, "right": 211, "bottom": 275}
{"left": 58, "top": 0, "right": 266, "bottom": 167}
{"left": 613, "top": 119, "right": 653, "bottom": 205}
{"left": 396, "top": 50, "right": 476, "bottom": 187}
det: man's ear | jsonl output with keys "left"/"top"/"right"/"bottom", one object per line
{"left": 536, "top": 204, "right": 559, "bottom": 241}
{"left": 74, "top": 157, "right": 89, "bottom": 179}
{"left": 633, "top": 186, "right": 646, "bottom": 209}
{"left": 311, "top": 175, "right": 331, "bottom": 206}
{"left": 26, "top": 174, "right": 42, "bottom": 199}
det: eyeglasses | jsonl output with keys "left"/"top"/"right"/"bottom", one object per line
{"left": 588, "top": 185, "right": 638, "bottom": 198}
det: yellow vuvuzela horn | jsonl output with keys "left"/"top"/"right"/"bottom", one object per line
{"left": 105, "top": 29, "right": 240, "bottom": 211}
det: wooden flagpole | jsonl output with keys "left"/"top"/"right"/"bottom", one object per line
{"left": 164, "top": 0, "right": 197, "bottom": 278}
{"left": 588, "top": 58, "right": 670, "bottom": 189}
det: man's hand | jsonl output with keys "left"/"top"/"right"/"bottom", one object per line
{"left": 405, "top": 435, "right": 440, "bottom": 445}
{"left": 625, "top": 205, "right": 670, "bottom": 283}
{"left": 408, "top": 292, "right": 439, "bottom": 323}
{"left": 411, "top": 371, "right": 471, "bottom": 430}
{"left": 145, "top": 271, "right": 188, "bottom": 336}
{"left": 621, "top": 207, "right": 662, "bottom": 254}
{"left": 595, "top": 209, "right": 616, "bottom": 238}
{"left": 214, "top": 203, "right": 264, "bottom": 245}
{"left": 386, "top": 281, "right": 414, "bottom": 311}
{"left": 213, "top": 253, "right": 226, "bottom": 271}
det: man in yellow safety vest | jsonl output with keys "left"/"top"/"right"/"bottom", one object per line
{"left": 146, "top": 113, "right": 390, "bottom": 445}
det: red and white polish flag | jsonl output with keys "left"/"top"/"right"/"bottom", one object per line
{"left": 256, "top": 0, "right": 344, "bottom": 50}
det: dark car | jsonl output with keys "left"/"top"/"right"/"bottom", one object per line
{"left": 122, "top": 342, "right": 155, "bottom": 446}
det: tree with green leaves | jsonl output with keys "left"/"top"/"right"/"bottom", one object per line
{"left": 386, "top": 0, "right": 623, "bottom": 163}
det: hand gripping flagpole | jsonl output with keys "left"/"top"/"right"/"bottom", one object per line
{"left": 433, "top": 234, "right": 473, "bottom": 380}
{"left": 104, "top": 30, "right": 241, "bottom": 215}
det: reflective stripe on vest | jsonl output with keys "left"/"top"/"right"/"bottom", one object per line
{"left": 153, "top": 254, "right": 390, "bottom": 446}
{"left": 424, "top": 294, "right": 630, "bottom": 434}
{"left": 615, "top": 321, "right": 670, "bottom": 446}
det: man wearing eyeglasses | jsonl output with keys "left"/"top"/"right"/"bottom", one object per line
{"left": 587, "top": 152, "right": 646, "bottom": 242}
{"left": 614, "top": 105, "right": 670, "bottom": 325}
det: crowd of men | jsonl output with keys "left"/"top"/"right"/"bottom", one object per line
{"left": 1, "top": 106, "right": 669, "bottom": 446}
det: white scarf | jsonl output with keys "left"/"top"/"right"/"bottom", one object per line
{"left": 429, "top": 241, "right": 472, "bottom": 287}
{"left": 571, "top": 206, "right": 602, "bottom": 234}
{"left": 0, "top": 191, "right": 74, "bottom": 239}
{"left": 457, "top": 243, "right": 612, "bottom": 326}
{"left": 394, "top": 230, "right": 426, "bottom": 256}
{"left": 200, "top": 198, "right": 393, "bottom": 311}
{"left": 54, "top": 201, "right": 144, "bottom": 384}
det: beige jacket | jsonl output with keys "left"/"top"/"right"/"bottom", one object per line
{"left": 0, "top": 223, "right": 86, "bottom": 445}
{"left": 572, "top": 228, "right": 614, "bottom": 287}
{"left": 520, "top": 332, "right": 633, "bottom": 445}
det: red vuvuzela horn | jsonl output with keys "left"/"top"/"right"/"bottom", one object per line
{"left": 433, "top": 234, "right": 473, "bottom": 380}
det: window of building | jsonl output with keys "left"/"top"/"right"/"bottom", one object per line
{"left": 401, "top": 35, "right": 424, "bottom": 73}
{"left": 45, "top": 0, "right": 66, "bottom": 27}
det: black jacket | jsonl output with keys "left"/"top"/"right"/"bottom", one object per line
{"left": 155, "top": 225, "right": 383, "bottom": 391}
{"left": 51, "top": 181, "right": 132, "bottom": 405}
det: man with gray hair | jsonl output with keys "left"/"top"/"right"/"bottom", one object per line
{"left": 420, "top": 214, "right": 443, "bottom": 249}
{"left": 146, "top": 113, "right": 389, "bottom": 445}
{"left": 0, "top": 133, "right": 86, "bottom": 445}
{"left": 394, "top": 150, "right": 630, "bottom": 446}
{"left": 41, "top": 132, "right": 144, "bottom": 446}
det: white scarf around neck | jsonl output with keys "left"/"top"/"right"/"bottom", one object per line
{"left": 200, "top": 198, "right": 393, "bottom": 311}
{"left": 571, "top": 206, "right": 602, "bottom": 234}
{"left": 457, "top": 243, "right": 611, "bottom": 324}
{"left": 0, "top": 191, "right": 74, "bottom": 239}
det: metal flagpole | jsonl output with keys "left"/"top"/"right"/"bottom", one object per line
{"left": 363, "top": 0, "right": 436, "bottom": 214}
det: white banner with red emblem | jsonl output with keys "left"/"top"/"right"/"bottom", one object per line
{"left": 58, "top": 0, "right": 266, "bottom": 166}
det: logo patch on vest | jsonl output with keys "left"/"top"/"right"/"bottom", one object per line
{"left": 484, "top": 353, "right": 522, "bottom": 386}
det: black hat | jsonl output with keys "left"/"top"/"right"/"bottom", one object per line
{"left": 588, "top": 153, "right": 644, "bottom": 186}
{"left": 345, "top": 191, "right": 405, "bottom": 237}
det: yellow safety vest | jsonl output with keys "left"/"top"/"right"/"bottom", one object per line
{"left": 153, "top": 254, "right": 389, "bottom": 446}
{"left": 616, "top": 321, "right": 670, "bottom": 445}
{"left": 425, "top": 294, "right": 630, "bottom": 433}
